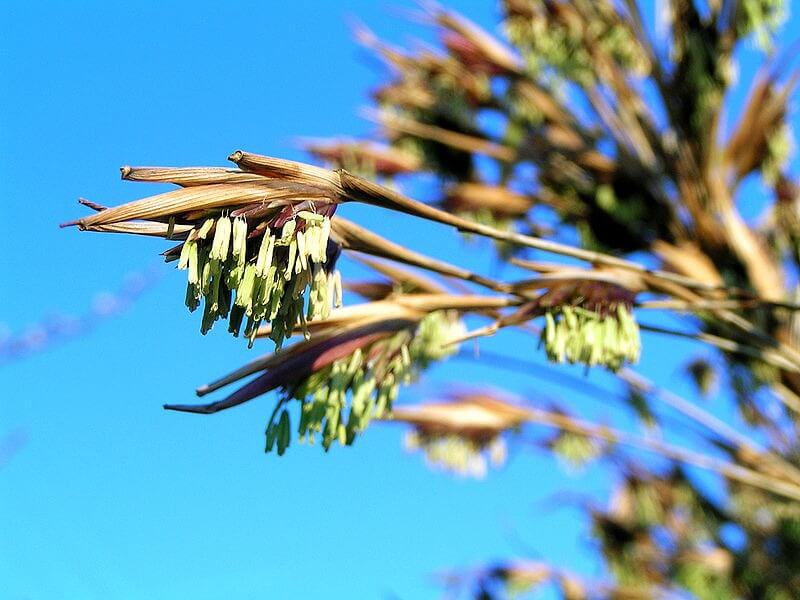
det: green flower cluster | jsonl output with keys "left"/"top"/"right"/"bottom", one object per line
{"left": 177, "top": 211, "right": 338, "bottom": 347}
{"left": 736, "top": 0, "right": 786, "bottom": 50}
{"left": 265, "top": 311, "right": 465, "bottom": 454}
{"left": 404, "top": 432, "right": 506, "bottom": 478}
{"left": 540, "top": 304, "right": 640, "bottom": 371}
{"left": 551, "top": 430, "right": 602, "bottom": 471}
{"left": 504, "top": 1, "right": 649, "bottom": 86}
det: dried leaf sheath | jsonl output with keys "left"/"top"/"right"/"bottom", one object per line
{"left": 168, "top": 304, "right": 468, "bottom": 452}
{"left": 71, "top": 184, "right": 276, "bottom": 228}
{"left": 121, "top": 166, "right": 268, "bottom": 186}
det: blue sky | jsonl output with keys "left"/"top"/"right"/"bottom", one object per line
{"left": 1, "top": 2, "right": 798, "bottom": 599}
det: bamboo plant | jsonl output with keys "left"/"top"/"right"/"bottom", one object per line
{"left": 66, "top": 0, "right": 800, "bottom": 597}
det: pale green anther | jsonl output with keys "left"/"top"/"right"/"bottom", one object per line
{"left": 329, "top": 363, "right": 347, "bottom": 398}
{"left": 236, "top": 264, "right": 257, "bottom": 309}
{"left": 308, "top": 267, "right": 328, "bottom": 320}
{"left": 295, "top": 230, "right": 309, "bottom": 272}
{"left": 258, "top": 265, "right": 276, "bottom": 317}
{"left": 185, "top": 282, "right": 200, "bottom": 312}
{"left": 197, "top": 218, "right": 215, "bottom": 240}
{"left": 248, "top": 317, "right": 264, "bottom": 348}
{"left": 255, "top": 234, "right": 274, "bottom": 277}
{"left": 268, "top": 278, "right": 285, "bottom": 320}
{"left": 178, "top": 238, "right": 194, "bottom": 270}
{"left": 246, "top": 278, "right": 263, "bottom": 320}
{"left": 601, "top": 315, "right": 613, "bottom": 350}
{"left": 232, "top": 217, "right": 244, "bottom": 251}
{"left": 326, "top": 404, "right": 340, "bottom": 438}
{"left": 318, "top": 289, "right": 330, "bottom": 320}
{"left": 346, "top": 401, "right": 361, "bottom": 438}
{"left": 331, "top": 270, "right": 343, "bottom": 308}
{"left": 228, "top": 304, "right": 245, "bottom": 336}
{"left": 400, "top": 344, "right": 411, "bottom": 368}
{"left": 337, "top": 422, "right": 347, "bottom": 446}
{"left": 606, "top": 316, "right": 619, "bottom": 351}
{"left": 555, "top": 320, "right": 568, "bottom": 362}
{"left": 276, "top": 410, "right": 290, "bottom": 456}
{"left": 208, "top": 271, "right": 221, "bottom": 313}
{"left": 321, "top": 421, "right": 334, "bottom": 450}
{"left": 257, "top": 267, "right": 275, "bottom": 307}
{"left": 319, "top": 218, "right": 331, "bottom": 262}
{"left": 232, "top": 217, "right": 248, "bottom": 265}
{"left": 296, "top": 210, "right": 324, "bottom": 223}
{"left": 377, "top": 384, "right": 394, "bottom": 416}
{"left": 188, "top": 242, "right": 200, "bottom": 285}
{"left": 210, "top": 216, "right": 232, "bottom": 261}
{"left": 584, "top": 318, "right": 596, "bottom": 346}
{"left": 358, "top": 378, "right": 377, "bottom": 427}
{"left": 564, "top": 306, "right": 577, "bottom": 329}
{"left": 314, "top": 226, "right": 327, "bottom": 263}
{"left": 288, "top": 274, "right": 303, "bottom": 306}
{"left": 388, "top": 381, "right": 399, "bottom": 403}
{"left": 285, "top": 238, "right": 297, "bottom": 281}
{"left": 265, "top": 421, "right": 278, "bottom": 453}
{"left": 266, "top": 263, "right": 278, "bottom": 288}
{"left": 217, "top": 284, "right": 231, "bottom": 319}
{"left": 210, "top": 256, "right": 222, "bottom": 280}
{"left": 200, "top": 258, "right": 213, "bottom": 296}
{"left": 304, "top": 226, "right": 320, "bottom": 264}
{"left": 226, "top": 263, "right": 244, "bottom": 289}
{"left": 280, "top": 219, "right": 296, "bottom": 244}
{"left": 201, "top": 300, "right": 215, "bottom": 336}
{"left": 263, "top": 234, "right": 275, "bottom": 278}
{"left": 544, "top": 311, "right": 556, "bottom": 346}
{"left": 345, "top": 349, "right": 364, "bottom": 380}
{"left": 363, "top": 394, "right": 377, "bottom": 430}
{"left": 298, "top": 401, "right": 310, "bottom": 436}
{"left": 590, "top": 326, "right": 602, "bottom": 366}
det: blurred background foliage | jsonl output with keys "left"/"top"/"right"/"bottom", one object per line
{"left": 296, "top": 1, "right": 800, "bottom": 597}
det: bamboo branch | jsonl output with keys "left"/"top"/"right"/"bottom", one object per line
{"left": 385, "top": 398, "right": 800, "bottom": 501}
{"left": 331, "top": 165, "right": 738, "bottom": 294}
{"left": 619, "top": 368, "right": 800, "bottom": 485}
{"left": 640, "top": 323, "right": 800, "bottom": 376}
{"left": 517, "top": 407, "right": 800, "bottom": 502}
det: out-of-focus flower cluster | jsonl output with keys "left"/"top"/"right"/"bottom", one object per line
{"left": 533, "top": 277, "right": 641, "bottom": 371}
{"left": 392, "top": 393, "right": 531, "bottom": 478}
{"left": 504, "top": 0, "right": 650, "bottom": 84}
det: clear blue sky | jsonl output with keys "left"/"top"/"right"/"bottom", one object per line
{"left": 1, "top": 2, "right": 797, "bottom": 599}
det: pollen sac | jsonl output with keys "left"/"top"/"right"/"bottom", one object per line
{"left": 176, "top": 211, "right": 338, "bottom": 347}
{"left": 264, "top": 310, "right": 464, "bottom": 454}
